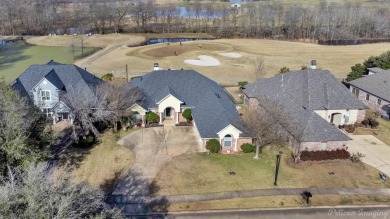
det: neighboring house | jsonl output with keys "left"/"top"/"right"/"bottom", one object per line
{"left": 367, "top": 67, "right": 390, "bottom": 75}
{"left": 243, "top": 69, "right": 365, "bottom": 152}
{"left": 349, "top": 70, "right": 390, "bottom": 119}
{"left": 129, "top": 70, "right": 252, "bottom": 153}
{"left": 11, "top": 60, "right": 102, "bottom": 124}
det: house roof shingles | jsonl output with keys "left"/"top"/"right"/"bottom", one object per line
{"left": 131, "top": 70, "right": 250, "bottom": 139}
{"left": 244, "top": 69, "right": 363, "bottom": 142}
{"left": 349, "top": 71, "right": 390, "bottom": 102}
{"left": 12, "top": 61, "right": 102, "bottom": 102}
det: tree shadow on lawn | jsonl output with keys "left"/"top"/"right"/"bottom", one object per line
{"left": 105, "top": 171, "right": 170, "bottom": 217}
{"left": 0, "top": 42, "right": 32, "bottom": 71}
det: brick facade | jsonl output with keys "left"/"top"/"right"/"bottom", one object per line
{"left": 201, "top": 137, "right": 253, "bottom": 154}
{"left": 357, "top": 109, "right": 366, "bottom": 122}
{"left": 350, "top": 85, "right": 390, "bottom": 117}
{"left": 300, "top": 141, "right": 348, "bottom": 151}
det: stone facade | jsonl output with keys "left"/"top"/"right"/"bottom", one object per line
{"left": 350, "top": 85, "right": 390, "bottom": 117}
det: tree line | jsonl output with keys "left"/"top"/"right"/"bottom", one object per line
{"left": 1, "top": 0, "right": 390, "bottom": 42}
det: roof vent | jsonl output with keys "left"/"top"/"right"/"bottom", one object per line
{"left": 215, "top": 92, "right": 220, "bottom": 98}
{"left": 309, "top": 60, "right": 317, "bottom": 69}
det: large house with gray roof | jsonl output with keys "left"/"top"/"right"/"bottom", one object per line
{"left": 12, "top": 60, "right": 102, "bottom": 124}
{"left": 243, "top": 69, "right": 365, "bottom": 153}
{"left": 129, "top": 70, "right": 252, "bottom": 153}
{"left": 349, "top": 69, "right": 390, "bottom": 119}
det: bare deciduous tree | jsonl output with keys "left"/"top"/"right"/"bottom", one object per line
{"left": 0, "top": 163, "right": 124, "bottom": 218}
{"left": 254, "top": 56, "right": 265, "bottom": 79}
{"left": 62, "top": 82, "right": 143, "bottom": 138}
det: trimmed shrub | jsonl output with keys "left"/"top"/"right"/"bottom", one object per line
{"left": 182, "top": 109, "right": 192, "bottom": 122}
{"left": 361, "top": 119, "right": 369, "bottom": 127}
{"left": 369, "top": 119, "right": 379, "bottom": 128}
{"left": 101, "top": 73, "right": 114, "bottom": 81}
{"left": 345, "top": 124, "right": 356, "bottom": 133}
{"left": 351, "top": 152, "right": 365, "bottom": 163}
{"left": 146, "top": 112, "right": 158, "bottom": 124}
{"left": 300, "top": 149, "right": 350, "bottom": 161}
{"left": 206, "top": 139, "right": 221, "bottom": 153}
{"left": 241, "top": 143, "right": 255, "bottom": 153}
{"left": 238, "top": 81, "right": 248, "bottom": 90}
{"left": 74, "top": 133, "right": 96, "bottom": 148}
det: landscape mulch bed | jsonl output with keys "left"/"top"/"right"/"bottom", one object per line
{"left": 176, "top": 122, "right": 193, "bottom": 126}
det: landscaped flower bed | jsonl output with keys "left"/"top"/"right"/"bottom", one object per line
{"left": 176, "top": 122, "right": 193, "bottom": 126}
{"left": 145, "top": 123, "right": 163, "bottom": 128}
{"left": 300, "top": 149, "right": 350, "bottom": 161}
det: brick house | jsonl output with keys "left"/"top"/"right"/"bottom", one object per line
{"left": 129, "top": 70, "right": 252, "bottom": 153}
{"left": 349, "top": 70, "right": 390, "bottom": 119}
{"left": 243, "top": 69, "right": 365, "bottom": 154}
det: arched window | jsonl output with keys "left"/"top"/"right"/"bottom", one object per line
{"left": 224, "top": 135, "right": 232, "bottom": 147}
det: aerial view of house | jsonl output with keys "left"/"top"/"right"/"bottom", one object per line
{"left": 243, "top": 68, "right": 365, "bottom": 152}
{"left": 129, "top": 69, "right": 252, "bottom": 153}
{"left": 2, "top": 0, "right": 390, "bottom": 216}
{"left": 349, "top": 69, "right": 390, "bottom": 119}
{"left": 11, "top": 60, "right": 102, "bottom": 124}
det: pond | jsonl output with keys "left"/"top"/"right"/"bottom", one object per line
{"left": 130, "top": 37, "right": 214, "bottom": 47}
{"left": 177, "top": 6, "right": 224, "bottom": 18}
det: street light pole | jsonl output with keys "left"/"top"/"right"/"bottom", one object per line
{"left": 274, "top": 151, "right": 283, "bottom": 186}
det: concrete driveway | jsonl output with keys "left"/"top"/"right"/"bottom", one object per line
{"left": 112, "top": 126, "right": 200, "bottom": 196}
{"left": 347, "top": 135, "right": 390, "bottom": 176}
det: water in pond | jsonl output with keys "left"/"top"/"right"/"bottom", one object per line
{"left": 177, "top": 6, "right": 223, "bottom": 18}
{"left": 146, "top": 38, "right": 211, "bottom": 45}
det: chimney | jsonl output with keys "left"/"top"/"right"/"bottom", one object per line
{"left": 309, "top": 60, "right": 317, "bottom": 69}
{"left": 153, "top": 63, "right": 160, "bottom": 71}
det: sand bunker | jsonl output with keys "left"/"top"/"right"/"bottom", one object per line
{"left": 218, "top": 52, "right": 242, "bottom": 58}
{"left": 184, "top": 55, "right": 221, "bottom": 66}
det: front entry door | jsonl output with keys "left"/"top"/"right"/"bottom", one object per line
{"left": 165, "top": 108, "right": 171, "bottom": 117}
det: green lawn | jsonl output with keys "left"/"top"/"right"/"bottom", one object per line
{"left": 0, "top": 42, "right": 99, "bottom": 82}
{"left": 355, "top": 118, "right": 390, "bottom": 146}
{"left": 153, "top": 145, "right": 390, "bottom": 196}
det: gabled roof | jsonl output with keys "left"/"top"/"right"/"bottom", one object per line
{"left": 12, "top": 61, "right": 102, "bottom": 99}
{"left": 131, "top": 70, "right": 250, "bottom": 138}
{"left": 367, "top": 67, "right": 389, "bottom": 74}
{"left": 155, "top": 86, "right": 183, "bottom": 104}
{"left": 43, "top": 69, "right": 64, "bottom": 90}
{"left": 244, "top": 69, "right": 364, "bottom": 110}
{"left": 243, "top": 69, "right": 357, "bottom": 142}
{"left": 47, "top": 60, "right": 62, "bottom": 65}
{"left": 349, "top": 71, "right": 390, "bottom": 102}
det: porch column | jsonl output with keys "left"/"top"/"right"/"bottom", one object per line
{"left": 52, "top": 114, "right": 56, "bottom": 125}
{"left": 141, "top": 115, "right": 145, "bottom": 127}
{"left": 220, "top": 138, "right": 223, "bottom": 146}
{"left": 159, "top": 112, "right": 163, "bottom": 125}
{"left": 176, "top": 112, "right": 179, "bottom": 124}
{"left": 234, "top": 137, "right": 238, "bottom": 151}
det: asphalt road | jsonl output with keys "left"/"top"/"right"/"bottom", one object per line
{"left": 161, "top": 206, "right": 390, "bottom": 219}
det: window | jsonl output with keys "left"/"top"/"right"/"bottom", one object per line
{"left": 366, "top": 94, "right": 370, "bottom": 101}
{"left": 352, "top": 87, "right": 359, "bottom": 97}
{"left": 224, "top": 135, "right": 232, "bottom": 147}
{"left": 41, "top": 90, "right": 51, "bottom": 101}
{"left": 378, "top": 98, "right": 382, "bottom": 105}
{"left": 42, "top": 108, "right": 51, "bottom": 117}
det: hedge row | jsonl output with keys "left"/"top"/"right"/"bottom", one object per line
{"left": 300, "top": 149, "right": 350, "bottom": 161}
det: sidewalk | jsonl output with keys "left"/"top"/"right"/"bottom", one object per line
{"left": 107, "top": 187, "right": 390, "bottom": 204}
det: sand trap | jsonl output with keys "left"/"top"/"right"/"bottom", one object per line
{"left": 184, "top": 55, "right": 221, "bottom": 66}
{"left": 218, "top": 52, "right": 242, "bottom": 58}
